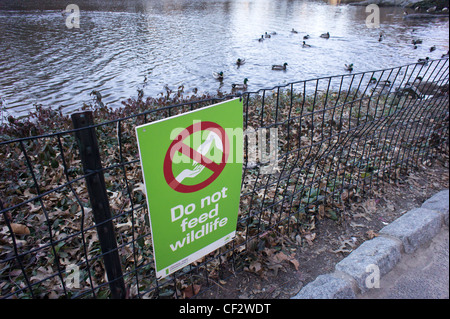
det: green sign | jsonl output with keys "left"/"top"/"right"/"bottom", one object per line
{"left": 135, "top": 98, "right": 243, "bottom": 279}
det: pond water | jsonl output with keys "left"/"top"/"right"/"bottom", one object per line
{"left": 0, "top": 0, "right": 448, "bottom": 117}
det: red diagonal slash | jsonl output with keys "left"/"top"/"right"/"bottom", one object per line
{"left": 172, "top": 141, "right": 221, "bottom": 173}
{"left": 164, "top": 122, "right": 229, "bottom": 193}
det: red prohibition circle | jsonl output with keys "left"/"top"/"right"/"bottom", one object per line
{"left": 163, "top": 122, "right": 229, "bottom": 193}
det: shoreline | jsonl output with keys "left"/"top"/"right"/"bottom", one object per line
{"left": 344, "top": 0, "right": 449, "bottom": 9}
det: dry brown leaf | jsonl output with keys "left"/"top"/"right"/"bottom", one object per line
{"left": 295, "top": 234, "right": 302, "bottom": 246}
{"left": 267, "top": 262, "right": 284, "bottom": 276}
{"left": 133, "top": 182, "right": 146, "bottom": 195}
{"left": 30, "top": 266, "right": 53, "bottom": 283}
{"left": 363, "top": 199, "right": 377, "bottom": 213}
{"left": 249, "top": 261, "right": 262, "bottom": 273}
{"left": 350, "top": 221, "right": 366, "bottom": 228}
{"left": 27, "top": 202, "right": 41, "bottom": 213}
{"left": 332, "top": 247, "right": 353, "bottom": 254}
{"left": 263, "top": 247, "right": 274, "bottom": 257}
{"left": 304, "top": 233, "right": 316, "bottom": 245}
{"left": 290, "top": 259, "right": 300, "bottom": 271}
{"left": 269, "top": 251, "right": 300, "bottom": 270}
{"left": 182, "top": 284, "right": 201, "bottom": 298}
{"left": 10, "top": 223, "right": 30, "bottom": 235}
{"left": 287, "top": 253, "right": 300, "bottom": 270}
{"left": 366, "top": 230, "right": 378, "bottom": 239}
{"left": 274, "top": 252, "right": 289, "bottom": 263}
{"left": 341, "top": 190, "right": 349, "bottom": 202}
{"left": 318, "top": 205, "right": 325, "bottom": 219}
{"left": 332, "top": 237, "right": 357, "bottom": 254}
{"left": 23, "top": 188, "right": 35, "bottom": 199}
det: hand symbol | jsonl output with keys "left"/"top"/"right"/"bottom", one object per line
{"left": 175, "top": 163, "right": 205, "bottom": 183}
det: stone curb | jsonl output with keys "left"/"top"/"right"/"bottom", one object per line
{"left": 421, "top": 189, "right": 449, "bottom": 226}
{"left": 292, "top": 189, "right": 449, "bottom": 299}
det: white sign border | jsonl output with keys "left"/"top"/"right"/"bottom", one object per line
{"left": 135, "top": 98, "right": 241, "bottom": 280}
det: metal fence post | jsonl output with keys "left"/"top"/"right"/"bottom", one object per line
{"left": 71, "top": 111, "right": 126, "bottom": 299}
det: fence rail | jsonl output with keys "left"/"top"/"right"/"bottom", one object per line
{"left": 1, "top": 59, "right": 449, "bottom": 299}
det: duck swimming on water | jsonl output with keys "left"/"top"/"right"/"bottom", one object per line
{"left": 272, "top": 63, "right": 288, "bottom": 70}
{"left": 212, "top": 71, "right": 224, "bottom": 80}
{"left": 231, "top": 78, "right": 249, "bottom": 90}
{"left": 417, "top": 57, "right": 430, "bottom": 65}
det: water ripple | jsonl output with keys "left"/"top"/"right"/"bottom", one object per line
{"left": 0, "top": 0, "right": 448, "bottom": 117}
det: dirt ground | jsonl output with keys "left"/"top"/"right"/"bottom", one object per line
{"left": 198, "top": 150, "right": 449, "bottom": 299}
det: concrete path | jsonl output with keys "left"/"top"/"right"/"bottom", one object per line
{"left": 292, "top": 189, "right": 449, "bottom": 299}
{"left": 358, "top": 225, "right": 449, "bottom": 299}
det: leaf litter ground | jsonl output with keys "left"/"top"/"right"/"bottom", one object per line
{"left": 197, "top": 151, "right": 449, "bottom": 299}
{"left": 1, "top": 87, "right": 448, "bottom": 299}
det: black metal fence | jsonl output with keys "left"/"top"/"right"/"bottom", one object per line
{"left": 1, "top": 59, "right": 448, "bottom": 299}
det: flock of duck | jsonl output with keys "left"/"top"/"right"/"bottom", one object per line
{"left": 212, "top": 29, "right": 335, "bottom": 91}
{"left": 212, "top": 25, "right": 448, "bottom": 92}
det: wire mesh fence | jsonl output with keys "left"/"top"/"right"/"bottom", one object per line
{"left": 0, "top": 59, "right": 448, "bottom": 299}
